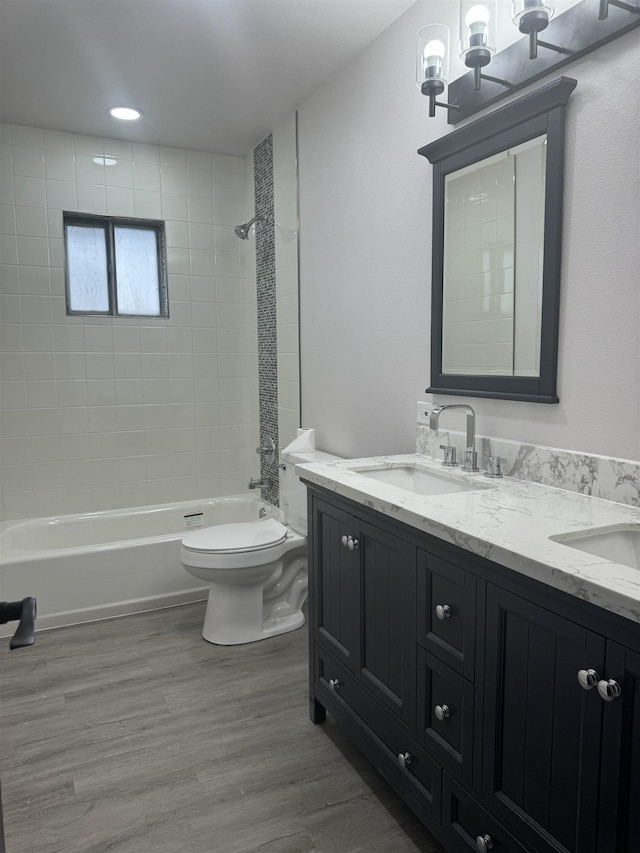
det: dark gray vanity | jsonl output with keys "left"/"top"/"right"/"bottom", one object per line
{"left": 304, "top": 481, "right": 640, "bottom": 853}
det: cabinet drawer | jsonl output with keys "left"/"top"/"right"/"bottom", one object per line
{"left": 443, "top": 775, "right": 529, "bottom": 853}
{"left": 316, "top": 650, "right": 439, "bottom": 808}
{"left": 418, "top": 648, "right": 474, "bottom": 785}
{"left": 418, "top": 550, "right": 476, "bottom": 679}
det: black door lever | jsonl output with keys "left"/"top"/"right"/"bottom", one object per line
{"left": 0, "top": 598, "right": 37, "bottom": 649}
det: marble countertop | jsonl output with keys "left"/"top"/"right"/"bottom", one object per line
{"left": 296, "top": 454, "right": 640, "bottom": 625}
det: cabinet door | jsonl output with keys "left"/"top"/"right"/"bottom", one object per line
{"left": 417, "top": 648, "right": 474, "bottom": 785}
{"left": 597, "top": 642, "right": 640, "bottom": 853}
{"left": 356, "top": 518, "right": 417, "bottom": 728}
{"left": 311, "top": 496, "right": 359, "bottom": 671}
{"left": 483, "top": 586, "right": 605, "bottom": 853}
{"left": 418, "top": 549, "right": 476, "bottom": 679}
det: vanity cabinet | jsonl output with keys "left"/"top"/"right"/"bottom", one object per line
{"left": 482, "top": 586, "right": 605, "bottom": 853}
{"left": 305, "top": 483, "right": 640, "bottom": 853}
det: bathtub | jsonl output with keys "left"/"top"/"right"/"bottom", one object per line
{"left": 0, "top": 495, "right": 276, "bottom": 636}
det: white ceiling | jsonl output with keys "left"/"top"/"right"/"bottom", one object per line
{"left": 0, "top": 0, "right": 415, "bottom": 155}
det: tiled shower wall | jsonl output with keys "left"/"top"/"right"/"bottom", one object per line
{"left": 254, "top": 135, "right": 279, "bottom": 506}
{"left": 0, "top": 122, "right": 258, "bottom": 520}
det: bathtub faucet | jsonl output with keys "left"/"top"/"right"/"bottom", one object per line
{"left": 248, "top": 477, "right": 273, "bottom": 490}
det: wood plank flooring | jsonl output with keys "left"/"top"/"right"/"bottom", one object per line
{"left": 0, "top": 603, "right": 445, "bottom": 853}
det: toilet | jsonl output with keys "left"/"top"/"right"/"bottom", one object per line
{"left": 180, "top": 446, "right": 338, "bottom": 645}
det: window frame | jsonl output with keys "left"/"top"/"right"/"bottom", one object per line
{"left": 63, "top": 211, "right": 169, "bottom": 319}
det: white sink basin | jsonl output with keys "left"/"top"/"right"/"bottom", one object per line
{"left": 550, "top": 524, "right": 640, "bottom": 570}
{"left": 355, "top": 465, "right": 484, "bottom": 496}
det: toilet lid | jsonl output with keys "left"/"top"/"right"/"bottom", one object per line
{"left": 181, "top": 518, "right": 288, "bottom": 554}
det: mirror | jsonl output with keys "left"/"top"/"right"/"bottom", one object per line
{"left": 419, "top": 77, "right": 577, "bottom": 402}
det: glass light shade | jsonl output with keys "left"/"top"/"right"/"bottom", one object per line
{"left": 512, "top": 0, "right": 554, "bottom": 31}
{"left": 459, "top": 1, "right": 496, "bottom": 62}
{"left": 416, "top": 24, "right": 451, "bottom": 89}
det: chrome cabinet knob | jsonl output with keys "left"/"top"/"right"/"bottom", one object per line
{"left": 347, "top": 536, "right": 360, "bottom": 551}
{"left": 434, "top": 704, "right": 450, "bottom": 721}
{"left": 476, "top": 834, "right": 493, "bottom": 852}
{"left": 597, "top": 679, "right": 622, "bottom": 702}
{"left": 435, "top": 604, "right": 452, "bottom": 620}
{"left": 577, "top": 668, "right": 599, "bottom": 690}
{"left": 397, "top": 751, "right": 412, "bottom": 768}
{"left": 341, "top": 535, "right": 349, "bottom": 547}
{"left": 328, "top": 678, "right": 340, "bottom": 691}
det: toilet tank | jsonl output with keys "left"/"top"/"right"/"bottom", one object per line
{"left": 280, "top": 448, "right": 341, "bottom": 536}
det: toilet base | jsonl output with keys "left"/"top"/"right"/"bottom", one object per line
{"left": 202, "top": 608, "right": 306, "bottom": 646}
{"left": 197, "top": 548, "right": 308, "bottom": 645}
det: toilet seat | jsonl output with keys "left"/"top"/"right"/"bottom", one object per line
{"left": 182, "top": 518, "right": 288, "bottom": 555}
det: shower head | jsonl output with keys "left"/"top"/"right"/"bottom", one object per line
{"left": 234, "top": 214, "right": 267, "bottom": 240}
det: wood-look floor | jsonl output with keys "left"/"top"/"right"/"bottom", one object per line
{"left": 0, "top": 603, "right": 445, "bottom": 853}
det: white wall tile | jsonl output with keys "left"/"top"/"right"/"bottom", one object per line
{"left": 46, "top": 179, "right": 77, "bottom": 209}
{"left": 0, "top": 122, "right": 257, "bottom": 518}
{"left": 133, "top": 189, "right": 161, "bottom": 218}
{"left": 77, "top": 183, "right": 107, "bottom": 214}
{"left": 12, "top": 147, "right": 44, "bottom": 179}
{"left": 74, "top": 135, "right": 104, "bottom": 156}
{"left": 133, "top": 161, "right": 161, "bottom": 192}
{"left": 106, "top": 186, "right": 135, "bottom": 216}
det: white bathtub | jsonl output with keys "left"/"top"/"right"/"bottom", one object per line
{"left": 0, "top": 495, "right": 275, "bottom": 636}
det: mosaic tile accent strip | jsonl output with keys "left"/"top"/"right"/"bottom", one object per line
{"left": 416, "top": 424, "right": 640, "bottom": 507}
{"left": 254, "top": 134, "right": 279, "bottom": 506}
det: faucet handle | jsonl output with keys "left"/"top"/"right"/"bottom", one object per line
{"left": 439, "top": 444, "right": 458, "bottom": 467}
{"left": 484, "top": 456, "right": 506, "bottom": 479}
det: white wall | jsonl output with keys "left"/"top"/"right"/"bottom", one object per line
{"left": 0, "top": 123, "right": 258, "bottom": 519}
{"left": 297, "top": 0, "right": 640, "bottom": 462}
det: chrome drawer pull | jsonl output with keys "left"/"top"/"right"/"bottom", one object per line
{"left": 476, "top": 834, "right": 493, "bottom": 852}
{"left": 577, "top": 669, "right": 599, "bottom": 690}
{"left": 434, "top": 704, "right": 450, "bottom": 721}
{"left": 328, "top": 678, "right": 340, "bottom": 691}
{"left": 435, "top": 604, "right": 452, "bottom": 620}
{"left": 597, "top": 678, "right": 622, "bottom": 702}
{"left": 397, "top": 751, "right": 412, "bottom": 768}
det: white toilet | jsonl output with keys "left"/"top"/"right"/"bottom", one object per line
{"left": 180, "top": 446, "right": 338, "bottom": 645}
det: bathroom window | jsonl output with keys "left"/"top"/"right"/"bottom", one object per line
{"left": 63, "top": 212, "right": 168, "bottom": 317}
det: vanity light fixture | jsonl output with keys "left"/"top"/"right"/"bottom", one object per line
{"left": 459, "top": 1, "right": 497, "bottom": 91}
{"left": 512, "top": 0, "right": 560, "bottom": 59}
{"left": 108, "top": 106, "right": 142, "bottom": 121}
{"left": 598, "top": 0, "right": 640, "bottom": 18}
{"left": 444, "top": 0, "right": 640, "bottom": 124}
{"left": 416, "top": 24, "right": 459, "bottom": 117}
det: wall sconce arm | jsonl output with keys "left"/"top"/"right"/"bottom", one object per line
{"left": 536, "top": 39, "right": 574, "bottom": 54}
{"left": 480, "top": 73, "right": 513, "bottom": 87}
{"left": 599, "top": 0, "right": 640, "bottom": 19}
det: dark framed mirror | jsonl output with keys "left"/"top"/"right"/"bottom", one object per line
{"left": 419, "top": 76, "right": 577, "bottom": 403}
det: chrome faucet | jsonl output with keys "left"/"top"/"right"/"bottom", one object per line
{"left": 248, "top": 477, "right": 273, "bottom": 490}
{"left": 429, "top": 405, "right": 479, "bottom": 472}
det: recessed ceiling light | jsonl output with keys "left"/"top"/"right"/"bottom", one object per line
{"left": 108, "top": 106, "right": 142, "bottom": 121}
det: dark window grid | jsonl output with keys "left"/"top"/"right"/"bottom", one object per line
{"left": 63, "top": 211, "right": 169, "bottom": 319}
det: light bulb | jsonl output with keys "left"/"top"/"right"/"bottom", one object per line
{"left": 465, "top": 4, "right": 490, "bottom": 27}
{"left": 424, "top": 39, "right": 446, "bottom": 59}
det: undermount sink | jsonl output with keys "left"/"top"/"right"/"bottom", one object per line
{"left": 550, "top": 524, "right": 640, "bottom": 570}
{"left": 355, "top": 465, "right": 484, "bottom": 497}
